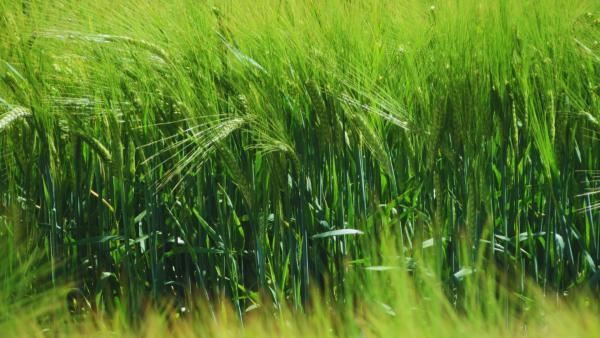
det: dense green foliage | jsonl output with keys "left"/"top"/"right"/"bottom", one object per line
{"left": 1, "top": 0, "right": 600, "bottom": 335}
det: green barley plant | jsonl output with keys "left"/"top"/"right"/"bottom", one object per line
{"left": 1, "top": 0, "right": 600, "bottom": 336}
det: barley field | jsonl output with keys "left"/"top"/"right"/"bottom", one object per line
{"left": 1, "top": 0, "right": 600, "bottom": 336}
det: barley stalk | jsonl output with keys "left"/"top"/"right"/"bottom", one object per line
{"left": 548, "top": 90, "right": 556, "bottom": 146}
{"left": 466, "top": 168, "right": 476, "bottom": 244}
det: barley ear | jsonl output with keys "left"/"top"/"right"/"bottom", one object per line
{"left": 218, "top": 144, "right": 254, "bottom": 208}
{"left": 72, "top": 130, "right": 113, "bottom": 164}
{"left": 0, "top": 106, "right": 31, "bottom": 133}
